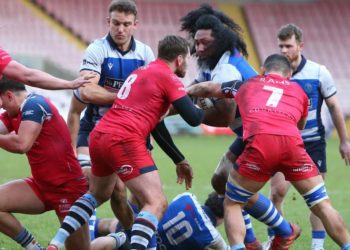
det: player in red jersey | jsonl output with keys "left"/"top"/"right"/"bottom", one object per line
{"left": 0, "top": 78, "right": 90, "bottom": 250}
{"left": 0, "top": 48, "right": 93, "bottom": 89}
{"left": 187, "top": 54, "right": 350, "bottom": 250}
{"left": 48, "top": 35, "right": 204, "bottom": 250}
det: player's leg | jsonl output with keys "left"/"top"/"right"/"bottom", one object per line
{"left": 126, "top": 170, "right": 167, "bottom": 250}
{"left": 291, "top": 175, "right": 350, "bottom": 248}
{"left": 306, "top": 141, "right": 327, "bottom": 250}
{"left": 110, "top": 175, "right": 134, "bottom": 238}
{"left": 0, "top": 179, "right": 46, "bottom": 249}
{"left": 212, "top": 138, "right": 260, "bottom": 248}
{"left": 225, "top": 168, "right": 266, "bottom": 249}
{"left": 266, "top": 172, "right": 291, "bottom": 240}
{"left": 49, "top": 131, "right": 120, "bottom": 249}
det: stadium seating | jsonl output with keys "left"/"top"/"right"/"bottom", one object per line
{"left": 243, "top": 0, "right": 350, "bottom": 114}
{"left": 0, "top": 0, "right": 83, "bottom": 73}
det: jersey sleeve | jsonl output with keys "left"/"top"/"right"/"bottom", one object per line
{"left": 163, "top": 73, "right": 187, "bottom": 103}
{"left": 80, "top": 41, "right": 104, "bottom": 74}
{"left": 0, "top": 48, "right": 12, "bottom": 73}
{"left": 319, "top": 65, "right": 336, "bottom": 99}
{"left": 212, "top": 64, "right": 243, "bottom": 82}
{"left": 0, "top": 112, "right": 13, "bottom": 132}
{"left": 21, "top": 96, "right": 53, "bottom": 125}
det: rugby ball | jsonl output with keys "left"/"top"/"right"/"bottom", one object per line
{"left": 196, "top": 97, "right": 215, "bottom": 110}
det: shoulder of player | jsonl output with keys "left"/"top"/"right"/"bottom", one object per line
{"left": 296, "top": 59, "right": 329, "bottom": 78}
{"left": 21, "top": 94, "right": 50, "bottom": 110}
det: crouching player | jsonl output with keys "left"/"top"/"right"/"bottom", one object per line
{"left": 0, "top": 78, "right": 90, "bottom": 249}
{"left": 91, "top": 192, "right": 229, "bottom": 250}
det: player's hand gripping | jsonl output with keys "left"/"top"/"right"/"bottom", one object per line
{"left": 176, "top": 159, "right": 193, "bottom": 190}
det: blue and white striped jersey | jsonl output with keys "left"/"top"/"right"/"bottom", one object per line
{"left": 292, "top": 56, "right": 336, "bottom": 142}
{"left": 76, "top": 34, "right": 154, "bottom": 125}
{"left": 195, "top": 50, "right": 257, "bottom": 135}
{"left": 157, "top": 193, "right": 228, "bottom": 250}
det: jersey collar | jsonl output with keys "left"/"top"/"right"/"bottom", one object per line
{"left": 107, "top": 33, "right": 136, "bottom": 55}
{"left": 293, "top": 55, "right": 306, "bottom": 76}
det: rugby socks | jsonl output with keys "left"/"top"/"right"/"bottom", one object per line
{"left": 89, "top": 209, "right": 97, "bottom": 240}
{"left": 311, "top": 230, "right": 326, "bottom": 250}
{"left": 242, "top": 210, "right": 257, "bottom": 244}
{"left": 50, "top": 193, "right": 98, "bottom": 248}
{"left": 14, "top": 228, "right": 42, "bottom": 250}
{"left": 230, "top": 243, "right": 245, "bottom": 250}
{"left": 245, "top": 193, "right": 292, "bottom": 237}
{"left": 131, "top": 211, "right": 158, "bottom": 250}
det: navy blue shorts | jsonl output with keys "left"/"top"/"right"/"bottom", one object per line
{"left": 304, "top": 140, "right": 327, "bottom": 173}
{"left": 77, "top": 117, "right": 94, "bottom": 148}
{"left": 229, "top": 136, "right": 245, "bottom": 157}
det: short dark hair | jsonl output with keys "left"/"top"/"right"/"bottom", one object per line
{"left": 108, "top": 0, "right": 137, "bottom": 17}
{"left": 157, "top": 35, "right": 189, "bottom": 62}
{"left": 278, "top": 23, "right": 303, "bottom": 43}
{"left": 0, "top": 77, "right": 26, "bottom": 94}
{"left": 204, "top": 192, "right": 223, "bottom": 219}
{"left": 263, "top": 54, "right": 292, "bottom": 77}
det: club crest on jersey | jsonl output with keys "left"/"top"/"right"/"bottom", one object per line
{"left": 116, "top": 165, "right": 133, "bottom": 176}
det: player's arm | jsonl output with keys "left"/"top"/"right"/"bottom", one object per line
{"left": 320, "top": 65, "right": 350, "bottom": 165}
{"left": 204, "top": 235, "right": 230, "bottom": 250}
{"left": 297, "top": 117, "right": 307, "bottom": 130}
{"left": 151, "top": 120, "right": 193, "bottom": 189}
{"left": 186, "top": 80, "right": 244, "bottom": 98}
{"left": 0, "top": 120, "right": 41, "bottom": 153}
{"left": 78, "top": 70, "right": 116, "bottom": 105}
{"left": 172, "top": 95, "right": 204, "bottom": 126}
{"left": 67, "top": 95, "right": 87, "bottom": 152}
{"left": 325, "top": 94, "right": 350, "bottom": 165}
{"left": 3, "top": 60, "right": 94, "bottom": 90}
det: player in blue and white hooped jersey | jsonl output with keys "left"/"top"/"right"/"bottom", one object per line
{"left": 90, "top": 192, "right": 229, "bottom": 250}
{"left": 65, "top": 0, "right": 155, "bottom": 244}
{"left": 180, "top": 6, "right": 298, "bottom": 250}
{"left": 268, "top": 24, "right": 350, "bottom": 250}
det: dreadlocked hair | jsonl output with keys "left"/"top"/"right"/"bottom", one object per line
{"left": 180, "top": 4, "right": 247, "bottom": 58}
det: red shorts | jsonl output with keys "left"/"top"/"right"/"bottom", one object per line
{"left": 236, "top": 134, "right": 319, "bottom": 182}
{"left": 90, "top": 130, "right": 157, "bottom": 181}
{"left": 25, "top": 177, "right": 88, "bottom": 218}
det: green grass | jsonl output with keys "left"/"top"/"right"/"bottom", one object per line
{"left": 0, "top": 136, "right": 349, "bottom": 249}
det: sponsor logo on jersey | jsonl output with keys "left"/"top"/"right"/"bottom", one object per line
{"left": 292, "top": 164, "right": 313, "bottom": 172}
{"left": 82, "top": 59, "right": 98, "bottom": 67}
{"left": 116, "top": 165, "right": 133, "bottom": 176}
{"left": 22, "top": 110, "right": 34, "bottom": 116}
{"left": 104, "top": 78, "right": 124, "bottom": 91}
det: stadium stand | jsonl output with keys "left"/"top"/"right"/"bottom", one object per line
{"left": 243, "top": 0, "right": 350, "bottom": 115}
{"left": 0, "top": 0, "right": 84, "bottom": 73}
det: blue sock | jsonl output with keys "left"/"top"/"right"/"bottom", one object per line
{"left": 267, "top": 227, "right": 275, "bottom": 238}
{"left": 312, "top": 230, "right": 326, "bottom": 239}
{"left": 245, "top": 193, "right": 292, "bottom": 237}
{"left": 230, "top": 243, "right": 245, "bottom": 250}
{"left": 242, "top": 210, "right": 256, "bottom": 243}
{"left": 342, "top": 243, "right": 350, "bottom": 250}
